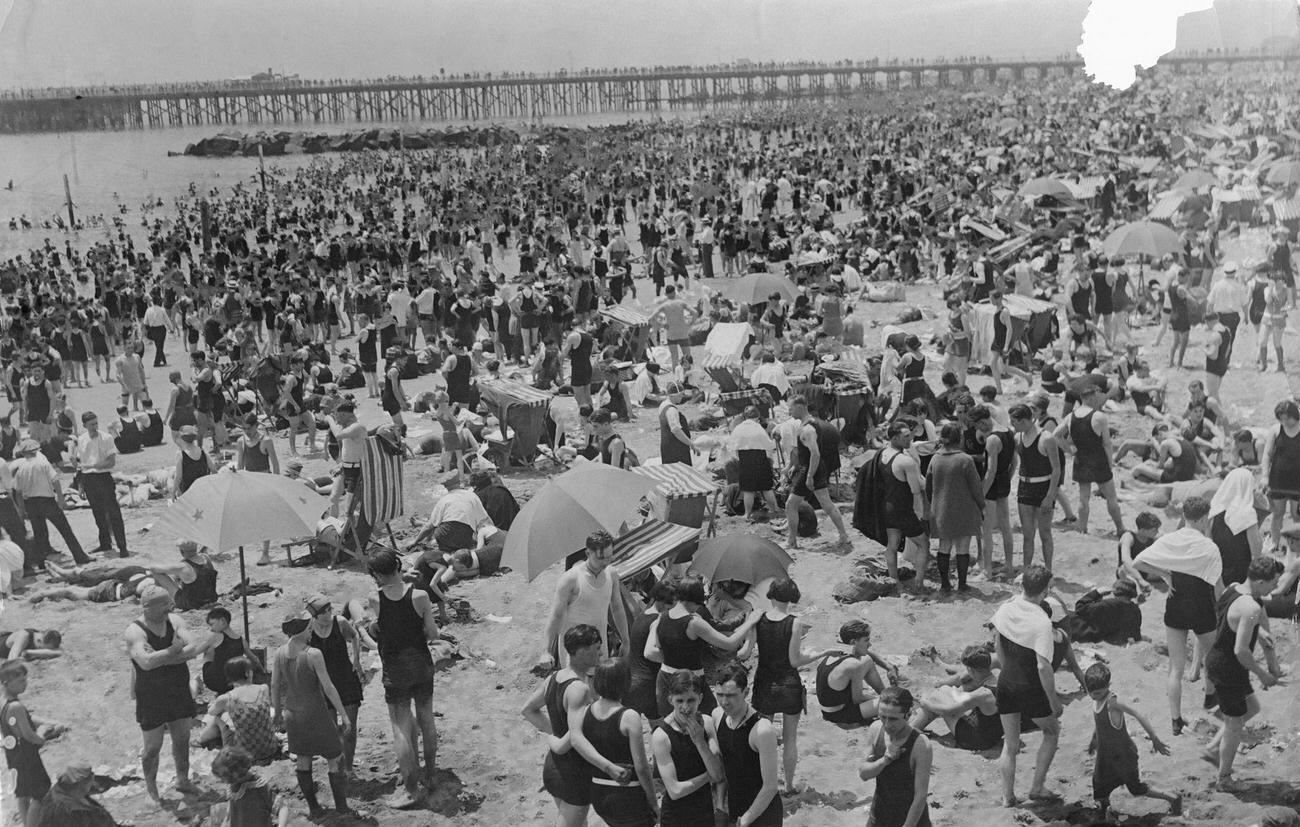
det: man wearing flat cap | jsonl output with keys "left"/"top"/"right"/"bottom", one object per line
{"left": 12, "top": 437, "right": 89, "bottom": 573}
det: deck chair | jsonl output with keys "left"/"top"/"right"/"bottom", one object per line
{"left": 706, "top": 364, "right": 745, "bottom": 393}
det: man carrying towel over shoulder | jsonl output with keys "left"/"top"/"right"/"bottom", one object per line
{"left": 991, "top": 564, "right": 1061, "bottom": 807}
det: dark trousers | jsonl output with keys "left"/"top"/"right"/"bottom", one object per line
{"left": 81, "top": 472, "right": 127, "bottom": 555}
{"left": 146, "top": 324, "right": 167, "bottom": 366}
{"left": 0, "top": 496, "right": 28, "bottom": 565}
{"left": 23, "top": 495, "right": 90, "bottom": 568}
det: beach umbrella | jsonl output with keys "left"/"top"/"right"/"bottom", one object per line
{"left": 503, "top": 465, "right": 658, "bottom": 580}
{"left": 1173, "top": 169, "right": 1217, "bottom": 191}
{"left": 1267, "top": 160, "right": 1300, "bottom": 187}
{"left": 1101, "top": 221, "right": 1184, "bottom": 259}
{"left": 996, "top": 117, "right": 1020, "bottom": 134}
{"left": 158, "top": 469, "right": 331, "bottom": 636}
{"left": 730, "top": 271, "right": 799, "bottom": 305}
{"left": 1017, "top": 177, "right": 1072, "bottom": 200}
{"left": 689, "top": 534, "right": 793, "bottom": 586}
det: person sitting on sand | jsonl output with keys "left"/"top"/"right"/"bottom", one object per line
{"left": 815, "top": 620, "right": 895, "bottom": 729}
{"left": 196, "top": 656, "right": 279, "bottom": 763}
{"left": 910, "top": 645, "right": 1003, "bottom": 751}
{"left": 0, "top": 628, "right": 62, "bottom": 661}
{"left": 1125, "top": 422, "right": 1202, "bottom": 484}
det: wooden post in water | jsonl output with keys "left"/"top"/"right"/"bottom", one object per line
{"left": 257, "top": 143, "right": 268, "bottom": 194}
{"left": 62, "top": 174, "right": 75, "bottom": 228}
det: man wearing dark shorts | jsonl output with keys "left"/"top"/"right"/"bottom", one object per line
{"left": 1011, "top": 404, "right": 1060, "bottom": 573}
{"left": 1203, "top": 557, "right": 1282, "bottom": 787}
{"left": 972, "top": 405, "right": 1017, "bottom": 579}
{"left": 879, "top": 422, "right": 929, "bottom": 583}
{"left": 783, "top": 395, "right": 849, "bottom": 550}
{"left": 368, "top": 548, "right": 440, "bottom": 807}
{"left": 32, "top": 563, "right": 149, "bottom": 603}
{"left": 124, "top": 585, "right": 203, "bottom": 801}
{"left": 325, "top": 401, "right": 366, "bottom": 518}
{"left": 991, "top": 565, "right": 1061, "bottom": 807}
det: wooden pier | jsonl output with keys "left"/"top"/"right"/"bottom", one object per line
{"left": 0, "top": 53, "right": 1294, "bottom": 134}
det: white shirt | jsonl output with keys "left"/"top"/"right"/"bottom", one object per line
{"left": 76, "top": 431, "right": 117, "bottom": 472}
{"left": 415, "top": 288, "right": 439, "bottom": 314}
{"left": 388, "top": 290, "right": 414, "bottom": 322}
{"left": 1206, "top": 276, "right": 1247, "bottom": 314}
{"left": 143, "top": 305, "right": 169, "bottom": 327}
{"left": 750, "top": 362, "right": 791, "bottom": 396}
{"left": 428, "top": 489, "right": 490, "bottom": 530}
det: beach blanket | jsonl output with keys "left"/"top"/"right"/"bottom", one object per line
{"left": 362, "top": 435, "right": 404, "bottom": 527}
{"left": 990, "top": 597, "right": 1054, "bottom": 661}
{"left": 1131, "top": 527, "right": 1223, "bottom": 585}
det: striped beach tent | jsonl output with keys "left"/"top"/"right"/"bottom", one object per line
{"left": 631, "top": 463, "right": 723, "bottom": 535}
{"left": 478, "top": 379, "right": 552, "bottom": 465}
{"left": 361, "top": 435, "right": 404, "bottom": 528}
{"left": 610, "top": 518, "right": 703, "bottom": 579}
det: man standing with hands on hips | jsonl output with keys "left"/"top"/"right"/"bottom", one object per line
{"left": 75, "top": 410, "right": 128, "bottom": 557}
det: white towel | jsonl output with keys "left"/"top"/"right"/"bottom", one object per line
{"left": 991, "top": 597, "right": 1054, "bottom": 662}
{"left": 1209, "top": 467, "right": 1258, "bottom": 536}
{"left": 1132, "top": 527, "right": 1224, "bottom": 586}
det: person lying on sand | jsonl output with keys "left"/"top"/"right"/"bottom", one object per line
{"left": 35, "top": 540, "right": 217, "bottom": 609}
{"left": 0, "top": 628, "right": 63, "bottom": 661}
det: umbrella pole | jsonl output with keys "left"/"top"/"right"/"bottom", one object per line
{"left": 238, "top": 545, "right": 251, "bottom": 639}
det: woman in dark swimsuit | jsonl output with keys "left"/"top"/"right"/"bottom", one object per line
{"left": 746, "top": 578, "right": 837, "bottom": 796}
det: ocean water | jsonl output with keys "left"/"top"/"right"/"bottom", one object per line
{"left": 0, "top": 110, "right": 690, "bottom": 259}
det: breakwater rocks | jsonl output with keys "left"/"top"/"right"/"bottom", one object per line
{"left": 175, "top": 125, "right": 521, "bottom": 157}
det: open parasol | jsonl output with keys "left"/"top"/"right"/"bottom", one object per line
{"left": 1101, "top": 221, "right": 1185, "bottom": 259}
{"left": 158, "top": 469, "right": 331, "bottom": 636}
{"left": 1173, "top": 169, "right": 1217, "bottom": 191}
{"left": 730, "top": 271, "right": 799, "bottom": 305}
{"left": 1266, "top": 160, "right": 1300, "bottom": 188}
{"left": 689, "top": 534, "right": 793, "bottom": 585}
{"left": 1017, "top": 177, "right": 1073, "bottom": 200}
{"left": 502, "top": 465, "right": 658, "bottom": 580}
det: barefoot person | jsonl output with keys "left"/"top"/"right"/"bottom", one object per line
{"left": 367, "top": 548, "right": 440, "bottom": 807}
{"left": 1055, "top": 382, "right": 1125, "bottom": 537}
{"left": 858, "top": 687, "right": 933, "bottom": 827}
{"left": 992, "top": 565, "right": 1061, "bottom": 806}
{"left": 783, "top": 395, "right": 850, "bottom": 549}
{"left": 1202, "top": 557, "right": 1284, "bottom": 788}
{"left": 1131, "top": 496, "right": 1224, "bottom": 735}
{"left": 123, "top": 585, "right": 203, "bottom": 801}
{"left": 879, "top": 421, "right": 929, "bottom": 583}
{"left": 1010, "top": 404, "right": 1060, "bottom": 573}
{"left": 910, "top": 646, "right": 1003, "bottom": 752}
{"left": 815, "top": 620, "right": 891, "bottom": 730}
{"left": 1083, "top": 664, "right": 1181, "bottom": 820}
{"left": 539, "top": 531, "right": 630, "bottom": 674}
{"left": 234, "top": 415, "right": 280, "bottom": 566}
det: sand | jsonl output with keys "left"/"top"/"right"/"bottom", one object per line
{"left": 2, "top": 229, "right": 1298, "bottom": 827}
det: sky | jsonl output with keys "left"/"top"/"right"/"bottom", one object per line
{"left": 0, "top": 0, "right": 1295, "bottom": 90}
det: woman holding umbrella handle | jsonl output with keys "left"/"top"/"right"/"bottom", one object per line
{"left": 644, "top": 575, "right": 762, "bottom": 720}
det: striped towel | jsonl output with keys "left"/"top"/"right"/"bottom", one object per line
{"left": 361, "top": 436, "right": 404, "bottom": 526}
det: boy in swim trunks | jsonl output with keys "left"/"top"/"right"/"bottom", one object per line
{"left": 815, "top": 621, "right": 897, "bottom": 729}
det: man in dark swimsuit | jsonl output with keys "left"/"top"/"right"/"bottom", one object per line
{"left": 710, "top": 660, "right": 782, "bottom": 827}
{"left": 1011, "top": 403, "right": 1060, "bottom": 574}
{"left": 879, "top": 421, "right": 929, "bottom": 583}
{"left": 815, "top": 620, "right": 889, "bottom": 729}
{"left": 1202, "top": 557, "right": 1282, "bottom": 787}
{"left": 123, "top": 585, "right": 203, "bottom": 801}
{"left": 367, "top": 548, "right": 440, "bottom": 807}
{"left": 858, "top": 687, "right": 934, "bottom": 827}
{"left": 992, "top": 565, "right": 1061, "bottom": 807}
